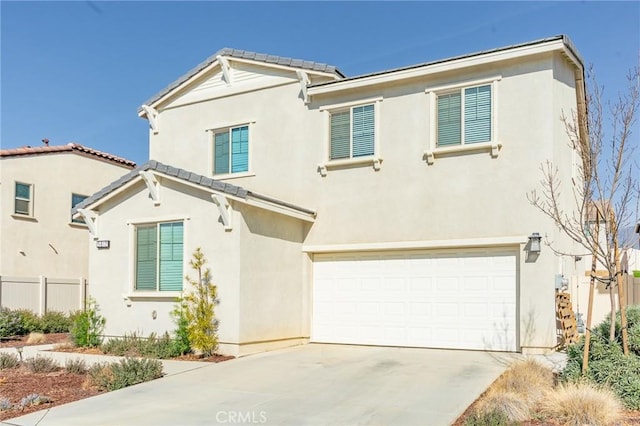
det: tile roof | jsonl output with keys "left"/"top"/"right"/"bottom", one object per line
{"left": 73, "top": 160, "right": 316, "bottom": 217}
{"left": 0, "top": 143, "right": 136, "bottom": 168}
{"left": 139, "top": 47, "right": 345, "bottom": 112}
{"left": 309, "top": 35, "right": 583, "bottom": 89}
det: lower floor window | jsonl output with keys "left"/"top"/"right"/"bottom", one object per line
{"left": 135, "top": 221, "right": 183, "bottom": 291}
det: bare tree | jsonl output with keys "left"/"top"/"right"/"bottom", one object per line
{"left": 528, "top": 65, "right": 640, "bottom": 369}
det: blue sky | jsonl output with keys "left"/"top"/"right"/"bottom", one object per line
{"left": 1, "top": 1, "right": 638, "bottom": 165}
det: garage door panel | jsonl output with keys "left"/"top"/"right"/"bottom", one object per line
{"left": 312, "top": 249, "right": 517, "bottom": 351}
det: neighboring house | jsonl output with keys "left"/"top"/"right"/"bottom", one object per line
{"left": 75, "top": 35, "right": 586, "bottom": 356}
{"left": 0, "top": 143, "right": 135, "bottom": 312}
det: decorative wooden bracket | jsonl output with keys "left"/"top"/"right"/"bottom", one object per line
{"left": 140, "top": 105, "right": 159, "bottom": 134}
{"left": 490, "top": 143, "right": 500, "bottom": 158}
{"left": 217, "top": 55, "right": 233, "bottom": 86}
{"left": 211, "top": 194, "right": 232, "bottom": 231}
{"left": 296, "top": 70, "right": 310, "bottom": 104}
{"left": 139, "top": 171, "right": 160, "bottom": 205}
{"left": 424, "top": 151, "right": 435, "bottom": 165}
{"left": 77, "top": 209, "right": 98, "bottom": 239}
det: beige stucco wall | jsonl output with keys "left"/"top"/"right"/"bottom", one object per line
{"left": 145, "top": 52, "right": 579, "bottom": 352}
{"left": 0, "top": 153, "right": 133, "bottom": 280}
{"left": 88, "top": 177, "right": 307, "bottom": 356}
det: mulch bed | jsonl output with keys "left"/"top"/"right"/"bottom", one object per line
{"left": 0, "top": 333, "right": 71, "bottom": 348}
{"left": 0, "top": 366, "right": 100, "bottom": 421}
{"left": 0, "top": 333, "right": 235, "bottom": 421}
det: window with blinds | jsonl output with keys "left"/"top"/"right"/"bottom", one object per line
{"left": 135, "top": 221, "right": 183, "bottom": 292}
{"left": 14, "top": 182, "right": 33, "bottom": 216}
{"left": 214, "top": 125, "right": 249, "bottom": 175}
{"left": 437, "top": 84, "right": 491, "bottom": 147}
{"left": 330, "top": 104, "right": 375, "bottom": 160}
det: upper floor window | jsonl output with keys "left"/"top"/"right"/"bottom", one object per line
{"left": 330, "top": 104, "right": 375, "bottom": 160}
{"left": 424, "top": 77, "right": 500, "bottom": 165}
{"left": 437, "top": 84, "right": 491, "bottom": 147}
{"left": 71, "top": 193, "right": 88, "bottom": 224}
{"left": 14, "top": 182, "right": 33, "bottom": 216}
{"left": 213, "top": 125, "right": 249, "bottom": 175}
{"left": 135, "top": 221, "right": 184, "bottom": 292}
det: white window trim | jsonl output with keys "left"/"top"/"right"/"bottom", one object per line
{"left": 127, "top": 216, "right": 189, "bottom": 296}
{"left": 206, "top": 121, "right": 255, "bottom": 177}
{"left": 14, "top": 181, "right": 34, "bottom": 217}
{"left": 424, "top": 76, "right": 501, "bottom": 165}
{"left": 318, "top": 97, "right": 383, "bottom": 176}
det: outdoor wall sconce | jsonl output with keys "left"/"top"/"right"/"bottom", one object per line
{"left": 528, "top": 232, "right": 542, "bottom": 253}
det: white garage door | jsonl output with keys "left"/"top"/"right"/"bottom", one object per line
{"left": 312, "top": 249, "right": 517, "bottom": 351}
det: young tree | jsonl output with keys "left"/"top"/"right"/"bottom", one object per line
{"left": 528, "top": 66, "right": 639, "bottom": 368}
{"left": 181, "top": 248, "right": 219, "bottom": 356}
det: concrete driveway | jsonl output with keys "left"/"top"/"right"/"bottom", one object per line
{"left": 4, "top": 344, "right": 513, "bottom": 426}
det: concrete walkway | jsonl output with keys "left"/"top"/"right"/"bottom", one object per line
{"left": 2, "top": 344, "right": 518, "bottom": 426}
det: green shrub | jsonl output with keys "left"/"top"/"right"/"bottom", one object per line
{"left": 89, "top": 358, "right": 163, "bottom": 391}
{"left": 64, "top": 358, "right": 88, "bottom": 374}
{"left": 40, "top": 311, "right": 72, "bottom": 333}
{"left": 561, "top": 306, "right": 640, "bottom": 410}
{"left": 70, "top": 298, "right": 105, "bottom": 347}
{"left": 0, "top": 308, "right": 27, "bottom": 337}
{"left": 170, "top": 303, "right": 191, "bottom": 356}
{"left": 0, "top": 353, "right": 20, "bottom": 369}
{"left": 100, "top": 332, "right": 184, "bottom": 359}
{"left": 100, "top": 333, "right": 144, "bottom": 356}
{"left": 16, "top": 310, "right": 41, "bottom": 333}
{"left": 25, "top": 356, "right": 60, "bottom": 373}
{"left": 464, "top": 409, "right": 515, "bottom": 426}
{"left": 592, "top": 304, "right": 640, "bottom": 355}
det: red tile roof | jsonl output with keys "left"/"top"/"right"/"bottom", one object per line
{"left": 0, "top": 143, "right": 136, "bottom": 168}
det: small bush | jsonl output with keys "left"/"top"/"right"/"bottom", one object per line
{"left": 592, "top": 304, "right": 640, "bottom": 356}
{"left": 540, "top": 382, "right": 623, "bottom": 425}
{"left": 19, "top": 393, "right": 51, "bottom": 408}
{"left": 183, "top": 248, "right": 219, "bottom": 356}
{"left": 40, "top": 311, "right": 73, "bottom": 333}
{"left": 16, "top": 310, "right": 41, "bottom": 333}
{"left": 100, "top": 332, "right": 185, "bottom": 359}
{"left": 144, "top": 333, "right": 184, "bottom": 359}
{"left": 490, "top": 359, "right": 553, "bottom": 407}
{"left": 100, "top": 333, "right": 144, "bottom": 356}
{"left": 170, "top": 304, "right": 191, "bottom": 356}
{"left": 25, "top": 356, "right": 60, "bottom": 373}
{"left": 474, "top": 391, "right": 530, "bottom": 423}
{"left": 561, "top": 309, "right": 640, "bottom": 409}
{"left": 70, "top": 298, "right": 105, "bottom": 347}
{"left": 0, "top": 308, "right": 27, "bottom": 337}
{"left": 0, "top": 398, "right": 12, "bottom": 411}
{"left": 26, "top": 332, "right": 45, "bottom": 344}
{"left": 0, "top": 353, "right": 20, "bottom": 369}
{"left": 64, "top": 358, "right": 88, "bottom": 374}
{"left": 88, "top": 358, "right": 163, "bottom": 391}
{"left": 464, "top": 408, "right": 515, "bottom": 426}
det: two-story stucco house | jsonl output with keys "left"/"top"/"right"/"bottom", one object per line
{"left": 0, "top": 143, "right": 135, "bottom": 313}
{"left": 75, "top": 35, "right": 586, "bottom": 356}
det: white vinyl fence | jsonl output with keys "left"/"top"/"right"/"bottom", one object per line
{"left": 0, "top": 275, "right": 86, "bottom": 314}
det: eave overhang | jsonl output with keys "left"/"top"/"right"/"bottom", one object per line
{"left": 307, "top": 36, "right": 584, "bottom": 97}
{"left": 72, "top": 161, "right": 316, "bottom": 224}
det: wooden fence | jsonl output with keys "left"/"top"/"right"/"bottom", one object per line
{"left": 0, "top": 275, "right": 86, "bottom": 314}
